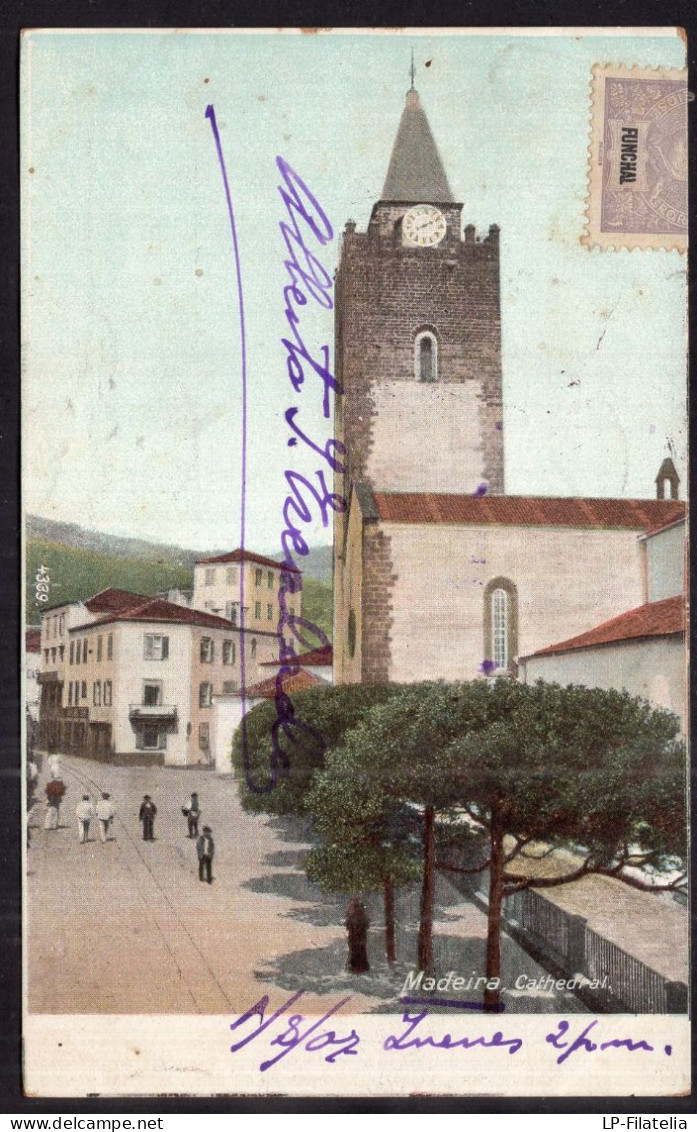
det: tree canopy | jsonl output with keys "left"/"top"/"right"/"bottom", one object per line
{"left": 302, "top": 679, "right": 686, "bottom": 1001}
{"left": 232, "top": 676, "right": 686, "bottom": 1005}
{"left": 232, "top": 682, "right": 404, "bottom": 814}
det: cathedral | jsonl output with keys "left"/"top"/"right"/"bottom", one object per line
{"left": 332, "top": 82, "right": 685, "bottom": 695}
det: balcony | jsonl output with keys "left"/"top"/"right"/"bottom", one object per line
{"left": 129, "top": 703, "right": 178, "bottom": 723}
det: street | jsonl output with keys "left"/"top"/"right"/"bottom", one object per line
{"left": 27, "top": 756, "right": 588, "bottom": 1016}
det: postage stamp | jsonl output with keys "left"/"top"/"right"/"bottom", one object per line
{"left": 20, "top": 28, "right": 689, "bottom": 1099}
{"left": 584, "top": 63, "right": 688, "bottom": 251}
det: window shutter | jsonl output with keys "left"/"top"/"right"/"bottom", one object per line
{"left": 210, "top": 641, "right": 214, "bottom": 662}
{"left": 162, "top": 636, "right": 169, "bottom": 659}
{"left": 135, "top": 729, "right": 144, "bottom": 751}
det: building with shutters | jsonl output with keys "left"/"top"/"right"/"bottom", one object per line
{"left": 38, "top": 591, "right": 279, "bottom": 766}
{"left": 190, "top": 548, "right": 302, "bottom": 631}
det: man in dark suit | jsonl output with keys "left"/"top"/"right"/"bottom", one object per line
{"left": 138, "top": 795, "right": 157, "bottom": 841}
{"left": 196, "top": 825, "right": 214, "bottom": 884}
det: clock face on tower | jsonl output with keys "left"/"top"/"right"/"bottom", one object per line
{"left": 403, "top": 205, "right": 447, "bottom": 248}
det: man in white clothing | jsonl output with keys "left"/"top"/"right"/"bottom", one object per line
{"left": 96, "top": 793, "right": 115, "bottom": 843}
{"left": 76, "top": 795, "right": 94, "bottom": 843}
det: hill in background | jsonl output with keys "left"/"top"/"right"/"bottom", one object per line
{"left": 26, "top": 517, "right": 333, "bottom": 641}
{"left": 26, "top": 515, "right": 332, "bottom": 583}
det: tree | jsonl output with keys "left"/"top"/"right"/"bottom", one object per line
{"left": 313, "top": 680, "right": 686, "bottom": 1006}
{"left": 232, "top": 683, "right": 402, "bottom": 816}
{"left": 231, "top": 683, "right": 409, "bottom": 962}
{"left": 320, "top": 679, "right": 533, "bottom": 971}
{"left": 442, "top": 681, "right": 686, "bottom": 1010}
{"left": 306, "top": 746, "right": 422, "bottom": 963}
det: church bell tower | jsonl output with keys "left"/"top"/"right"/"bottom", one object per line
{"left": 333, "top": 75, "right": 505, "bottom": 684}
{"left": 334, "top": 78, "right": 504, "bottom": 510}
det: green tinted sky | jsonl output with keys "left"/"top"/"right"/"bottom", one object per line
{"left": 22, "top": 29, "right": 686, "bottom": 551}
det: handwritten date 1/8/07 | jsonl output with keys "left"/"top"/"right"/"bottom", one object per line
{"left": 35, "top": 564, "right": 50, "bottom": 604}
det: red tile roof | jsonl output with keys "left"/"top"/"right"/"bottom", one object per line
{"left": 26, "top": 629, "right": 41, "bottom": 653}
{"left": 83, "top": 588, "right": 150, "bottom": 614}
{"left": 242, "top": 668, "right": 324, "bottom": 699}
{"left": 527, "top": 596, "right": 685, "bottom": 658}
{"left": 196, "top": 548, "right": 300, "bottom": 573}
{"left": 72, "top": 598, "right": 237, "bottom": 632}
{"left": 260, "top": 645, "right": 333, "bottom": 668}
{"left": 373, "top": 493, "right": 686, "bottom": 531}
{"left": 642, "top": 515, "right": 687, "bottom": 539}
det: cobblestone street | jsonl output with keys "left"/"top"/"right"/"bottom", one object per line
{"left": 27, "top": 756, "right": 588, "bottom": 1016}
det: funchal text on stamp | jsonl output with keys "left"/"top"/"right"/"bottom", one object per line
{"left": 584, "top": 64, "right": 687, "bottom": 251}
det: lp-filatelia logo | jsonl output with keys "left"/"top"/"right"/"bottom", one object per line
{"left": 602, "top": 1121, "right": 688, "bottom": 1129}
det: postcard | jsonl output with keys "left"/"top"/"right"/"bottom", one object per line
{"left": 21, "top": 27, "right": 689, "bottom": 1098}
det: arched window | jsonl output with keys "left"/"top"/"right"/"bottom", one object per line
{"left": 414, "top": 330, "right": 438, "bottom": 382}
{"left": 491, "top": 589, "right": 508, "bottom": 672}
{"left": 483, "top": 577, "right": 519, "bottom": 677}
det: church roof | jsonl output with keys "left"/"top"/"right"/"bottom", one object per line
{"left": 526, "top": 595, "right": 684, "bottom": 657}
{"left": 381, "top": 89, "right": 454, "bottom": 204}
{"left": 642, "top": 514, "right": 686, "bottom": 539}
{"left": 372, "top": 493, "right": 686, "bottom": 531}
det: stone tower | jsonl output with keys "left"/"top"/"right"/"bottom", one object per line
{"left": 334, "top": 83, "right": 504, "bottom": 510}
{"left": 333, "top": 81, "right": 505, "bottom": 683}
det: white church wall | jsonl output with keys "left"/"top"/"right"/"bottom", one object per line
{"left": 368, "top": 382, "right": 486, "bottom": 494}
{"left": 382, "top": 521, "right": 645, "bottom": 683}
{"left": 645, "top": 522, "right": 685, "bottom": 603}
{"left": 520, "top": 635, "right": 685, "bottom": 732}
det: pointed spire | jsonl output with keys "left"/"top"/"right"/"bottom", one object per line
{"left": 381, "top": 82, "right": 454, "bottom": 204}
{"left": 409, "top": 49, "right": 415, "bottom": 91}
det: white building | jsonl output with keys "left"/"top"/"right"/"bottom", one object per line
{"left": 520, "top": 518, "right": 687, "bottom": 730}
{"left": 210, "top": 666, "right": 326, "bottom": 774}
{"left": 38, "top": 591, "right": 279, "bottom": 765}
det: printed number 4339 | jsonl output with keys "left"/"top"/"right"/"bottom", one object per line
{"left": 35, "top": 565, "right": 50, "bottom": 604}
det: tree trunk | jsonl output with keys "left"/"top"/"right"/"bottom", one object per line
{"left": 346, "top": 898, "right": 370, "bottom": 974}
{"left": 484, "top": 809, "right": 505, "bottom": 1013}
{"left": 417, "top": 805, "right": 436, "bottom": 971}
{"left": 383, "top": 875, "right": 396, "bottom": 964}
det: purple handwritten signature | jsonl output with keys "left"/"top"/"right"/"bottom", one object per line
{"left": 229, "top": 991, "right": 670, "bottom": 1072}
{"left": 205, "top": 105, "right": 346, "bottom": 793}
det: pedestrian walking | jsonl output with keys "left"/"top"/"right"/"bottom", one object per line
{"left": 44, "top": 778, "right": 66, "bottom": 830}
{"left": 96, "top": 792, "right": 115, "bottom": 843}
{"left": 138, "top": 795, "right": 157, "bottom": 841}
{"left": 346, "top": 898, "right": 370, "bottom": 974}
{"left": 76, "top": 795, "right": 94, "bottom": 843}
{"left": 182, "top": 792, "right": 200, "bottom": 838}
{"left": 196, "top": 826, "right": 214, "bottom": 884}
{"left": 48, "top": 753, "right": 61, "bottom": 780}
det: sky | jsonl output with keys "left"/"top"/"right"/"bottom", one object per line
{"left": 22, "top": 28, "right": 687, "bottom": 552}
